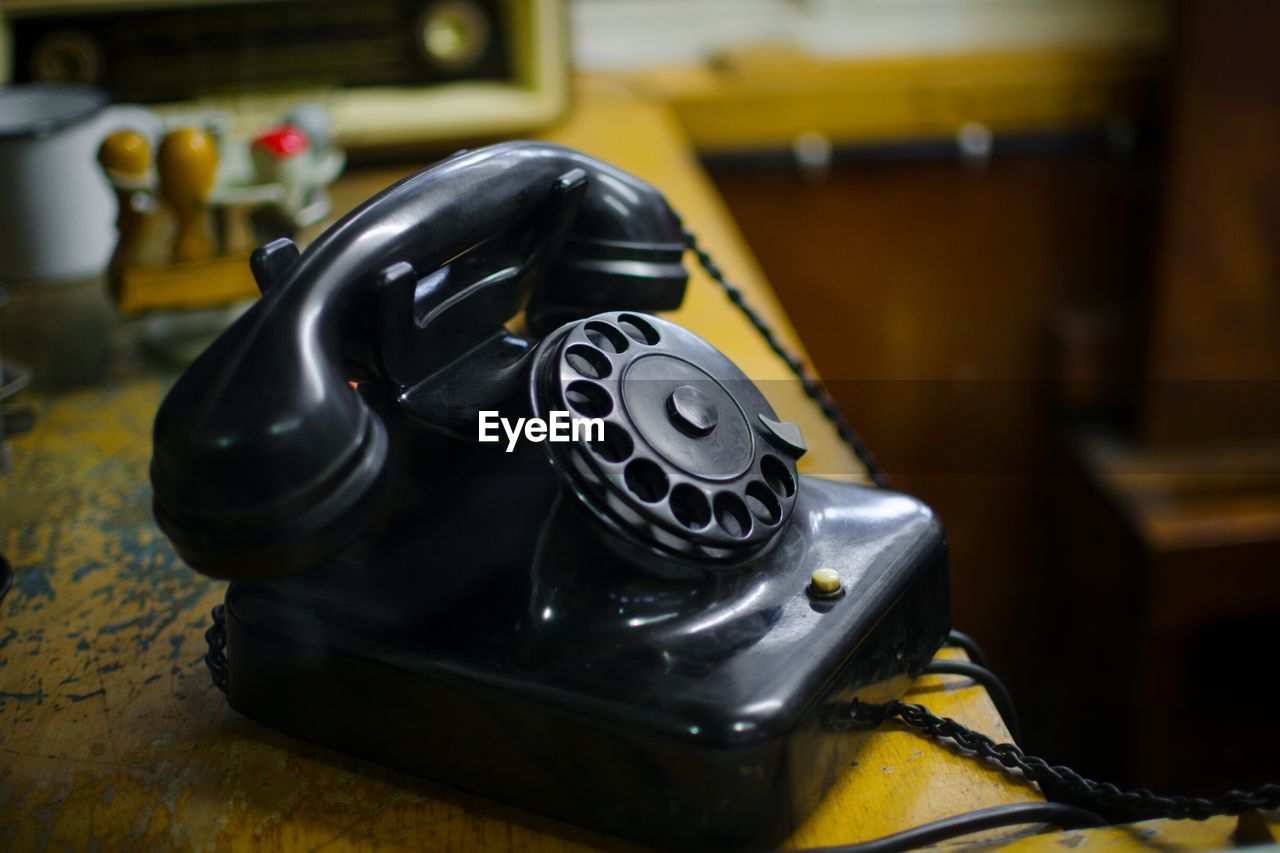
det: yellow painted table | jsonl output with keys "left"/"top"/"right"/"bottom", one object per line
{"left": 2, "top": 82, "right": 1263, "bottom": 851}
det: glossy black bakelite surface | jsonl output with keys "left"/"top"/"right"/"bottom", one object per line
{"left": 149, "top": 141, "right": 951, "bottom": 850}
{"left": 224, "top": 472, "right": 948, "bottom": 850}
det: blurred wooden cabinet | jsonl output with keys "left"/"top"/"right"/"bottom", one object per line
{"left": 1046, "top": 0, "right": 1280, "bottom": 792}
{"left": 1139, "top": 0, "right": 1280, "bottom": 444}
{"left": 705, "top": 0, "right": 1280, "bottom": 795}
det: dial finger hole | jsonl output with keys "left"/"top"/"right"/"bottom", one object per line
{"left": 714, "top": 492, "right": 752, "bottom": 538}
{"left": 761, "top": 454, "right": 796, "bottom": 498}
{"left": 565, "top": 344, "right": 611, "bottom": 380}
{"left": 584, "top": 321, "right": 630, "bottom": 355}
{"left": 670, "top": 483, "right": 711, "bottom": 529}
{"left": 624, "top": 458, "right": 669, "bottom": 503}
{"left": 590, "top": 421, "right": 633, "bottom": 463}
{"left": 617, "top": 314, "right": 660, "bottom": 346}
{"left": 565, "top": 380, "right": 613, "bottom": 418}
{"left": 745, "top": 481, "right": 781, "bottom": 525}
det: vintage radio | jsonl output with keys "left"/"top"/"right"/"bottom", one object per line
{"left": 0, "top": 0, "right": 568, "bottom": 148}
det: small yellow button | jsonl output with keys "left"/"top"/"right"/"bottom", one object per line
{"left": 809, "top": 567, "right": 843, "bottom": 598}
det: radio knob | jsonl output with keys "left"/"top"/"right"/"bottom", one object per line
{"left": 417, "top": 1, "right": 489, "bottom": 71}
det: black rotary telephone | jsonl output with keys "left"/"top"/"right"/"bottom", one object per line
{"left": 151, "top": 142, "right": 950, "bottom": 850}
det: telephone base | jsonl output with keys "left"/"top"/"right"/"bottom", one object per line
{"left": 220, "top": 478, "right": 949, "bottom": 850}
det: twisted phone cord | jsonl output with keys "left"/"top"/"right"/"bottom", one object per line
{"left": 859, "top": 700, "right": 1280, "bottom": 822}
{"left": 682, "top": 229, "right": 890, "bottom": 488}
{"left": 205, "top": 604, "right": 230, "bottom": 694}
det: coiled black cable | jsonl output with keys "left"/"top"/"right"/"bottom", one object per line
{"left": 801, "top": 802, "right": 1107, "bottom": 853}
{"left": 944, "top": 628, "right": 989, "bottom": 668}
{"left": 923, "top": 658, "right": 1022, "bottom": 744}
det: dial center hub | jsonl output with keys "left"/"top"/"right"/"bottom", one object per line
{"left": 667, "top": 384, "right": 718, "bottom": 436}
{"left": 621, "top": 354, "right": 752, "bottom": 481}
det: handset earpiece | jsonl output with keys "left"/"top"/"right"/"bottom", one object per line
{"left": 151, "top": 142, "right": 690, "bottom": 580}
{"left": 524, "top": 170, "right": 688, "bottom": 334}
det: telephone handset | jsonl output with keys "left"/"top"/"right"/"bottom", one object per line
{"left": 151, "top": 142, "right": 950, "bottom": 850}
{"left": 152, "top": 142, "right": 690, "bottom": 578}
